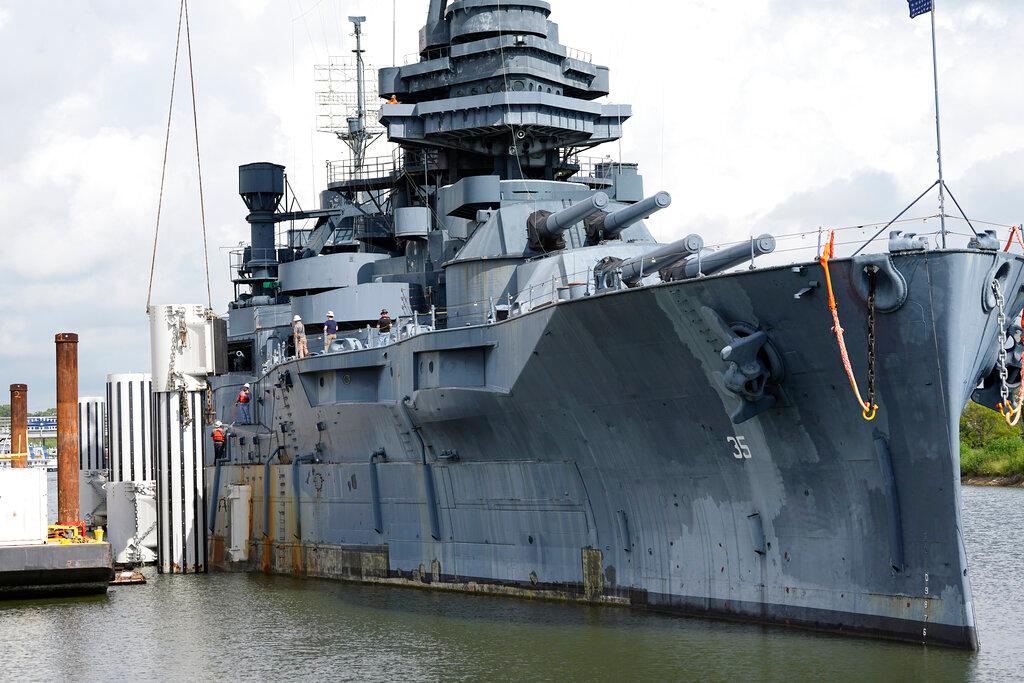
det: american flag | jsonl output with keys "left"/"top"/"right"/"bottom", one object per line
{"left": 908, "top": 0, "right": 933, "bottom": 18}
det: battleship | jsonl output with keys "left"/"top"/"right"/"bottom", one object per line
{"left": 192, "top": 0, "right": 1024, "bottom": 649}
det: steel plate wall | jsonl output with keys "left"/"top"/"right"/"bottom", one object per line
{"left": 77, "top": 396, "right": 106, "bottom": 471}
{"left": 106, "top": 373, "right": 152, "bottom": 482}
{"left": 153, "top": 390, "right": 207, "bottom": 574}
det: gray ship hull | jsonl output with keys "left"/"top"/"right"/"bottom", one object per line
{"left": 206, "top": 249, "right": 1023, "bottom": 649}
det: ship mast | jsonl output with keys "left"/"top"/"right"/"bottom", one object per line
{"left": 343, "top": 15, "right": 370, "bottom": 174}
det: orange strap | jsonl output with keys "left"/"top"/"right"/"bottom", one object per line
{"left": 819, "top": 231, "right": 878, "bottom": 421}
{"left": 1004, "top": 225, "right": 1024, "bottom": 253}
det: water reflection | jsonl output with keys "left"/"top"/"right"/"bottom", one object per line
{"left": 3, "top": 486, "right": 1019, "bottom": 681}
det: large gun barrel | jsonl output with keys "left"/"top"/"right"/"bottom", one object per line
{"left": 528, "top": 192, "right": 610, "bottom": 250}
{"left": 598, "top": 192, "right": 672, "bottom": 238}
{"left": 545, "top": 192, "right": 610, "bottom": 234}
{"left": 662, "top": 234, "right": 776, "bottom": 281}
{"left": 598, "top": 234, "right": 704, "bottom": 287}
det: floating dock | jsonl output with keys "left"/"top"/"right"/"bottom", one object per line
{"left": 0, "top": 336, "right": 114, "bottom": 599}
{"left": 0, "top": 543, "right": 113, "bottom": 599}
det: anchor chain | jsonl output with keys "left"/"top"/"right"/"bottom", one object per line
{"left": 991, "top": 279, "right": 1023, "bottom": 425}
{"left": 818, "top": 230, "right": 879, "bottom": 421}
{"left": 866, "top": 266, "right": 878, "bottom": 414}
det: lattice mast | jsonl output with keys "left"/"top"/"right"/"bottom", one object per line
{"left": 314, "top": 16, "right": 385, "bottom": 178}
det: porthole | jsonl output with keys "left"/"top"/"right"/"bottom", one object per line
{"left": 429, "top": 361, "right": 435, "bottom": 373}
{"left": 319, "top": 377, "right": 324, "bottom": 388}
{"left": 343, "top": 374, "right": 352, "bottom": 385}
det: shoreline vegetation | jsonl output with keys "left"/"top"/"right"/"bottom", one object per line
{"left": 960, "top": 403, "right": 1024, "bottom": 485}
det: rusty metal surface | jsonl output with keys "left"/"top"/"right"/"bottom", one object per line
{"left": 9, "top": 384, "right": 28, "bottom": 468}
{"left": 55, "top": 333, "right": 79, "bottom": 525}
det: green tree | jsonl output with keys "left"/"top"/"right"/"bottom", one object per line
{"left": 960, "top": 402, "right": 1020, "bottom": 448}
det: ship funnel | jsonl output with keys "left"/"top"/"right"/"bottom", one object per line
{"left": 239, "top": 162, "right": 285, "bottom": 282}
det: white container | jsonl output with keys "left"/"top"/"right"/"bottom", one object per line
{"left": 106, "top": 373, "right": 153, "bottom": 482}
{"left": 106, "top": 480, "right": 158, "bottom": 565}
{"left": 0, "top": 469, "right": 47, "bottom": 546}
{"left": 78, "top": 396, "right": 106, "bottom": 470}
{"left": 148, "top": 304, "right": 217, "bottom": 392}
{"left": 153, "top": 390, "right": 207, "bottom": 573}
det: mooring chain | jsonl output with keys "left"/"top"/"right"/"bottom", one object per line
{"left": 990, "top": 278, "right": 1024, "bottom": 426}
{"left": 866, "top": 266, "right": 878, "bottom": 413}
{"left": 993, "top": 279, "right": 1010, "bottom": 410}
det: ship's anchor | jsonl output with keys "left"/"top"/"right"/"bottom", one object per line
{"left": 702, "top": 308, "right": 785, "bottom": 424}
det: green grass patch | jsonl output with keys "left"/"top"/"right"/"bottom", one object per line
{"left": 960, "top": 403, "right": 1024, "bottom": 477}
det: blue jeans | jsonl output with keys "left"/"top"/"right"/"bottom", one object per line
{"left": 239, "top": 403, "right": 251, "bottom": 424}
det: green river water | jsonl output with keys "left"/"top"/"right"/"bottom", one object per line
{"left": 1, "top": 485, "right": 1021, "bottom": 681}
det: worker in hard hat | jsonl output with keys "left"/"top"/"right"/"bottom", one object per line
{"left": 387, "top": 95, "right": 399, "bottom": 105}
{"left": 293, "top": 314, "right": 309, "bottom": 359}
{"left": 212, "top": 421, "right": 227, "bottom": 461}
{"left": 236, "top": 383, "right": 252, "bottom": 423}
{"left": 324, "top": 310, "right": 338, "bottom": 353}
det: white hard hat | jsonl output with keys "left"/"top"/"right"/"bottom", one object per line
{"left": 243, "top": 383, "right": 250, "bottom": 389}
{"left": 215, "top": 421, "right": 222, "bottom": 427}
{"left": 293, "top": 314, "right": 302, "bottom": 322}
{"left": 327, "top": 311, "right": 334, "bottom": 317}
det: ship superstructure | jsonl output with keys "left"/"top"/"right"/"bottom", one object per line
{"left": 200, "top": 1, "right": 1024, "bottom": 650}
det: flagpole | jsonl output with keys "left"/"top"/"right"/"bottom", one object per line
{"left": 930, "top": 1, "right": 947, "bottom": 247}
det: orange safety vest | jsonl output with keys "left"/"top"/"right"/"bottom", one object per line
{"left": 212, "top": 428, "right": 225, "bottom": 443}
{"left": 238, "top": 390, "right": 250, "bottom": 404}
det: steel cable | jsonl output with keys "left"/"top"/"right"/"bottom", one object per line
{"left": 183, "top": 0, "right": 213, "bottom": 310}
{"left": 145, "top": 0, "right": 185, "bottom": 311}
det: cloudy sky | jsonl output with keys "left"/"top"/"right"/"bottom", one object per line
{"left": 0, "top": 0, "right": 1021, "bottom": 408}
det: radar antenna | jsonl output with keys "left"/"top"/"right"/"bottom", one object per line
{"left": 314, "top": 16, "right": 384, "bottom": 175}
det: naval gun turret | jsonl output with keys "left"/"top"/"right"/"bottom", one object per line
{"left": 586, "top": 192, "right": 672, "bottom": 244}
{"left": 527, "top": 192, "right": 610, "bottom": 251}
{"left": 594, "top": 234, "right": 704, "bottom": 289}
{"left": 660, "top": 234, "right": 777, "bottom": 281}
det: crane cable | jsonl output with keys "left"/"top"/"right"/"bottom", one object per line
{"left": 819, "top": 230, "right": 878, "bottom": 421}
{"left": 146, "top": 0, "right": 213, "bottom": 312}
